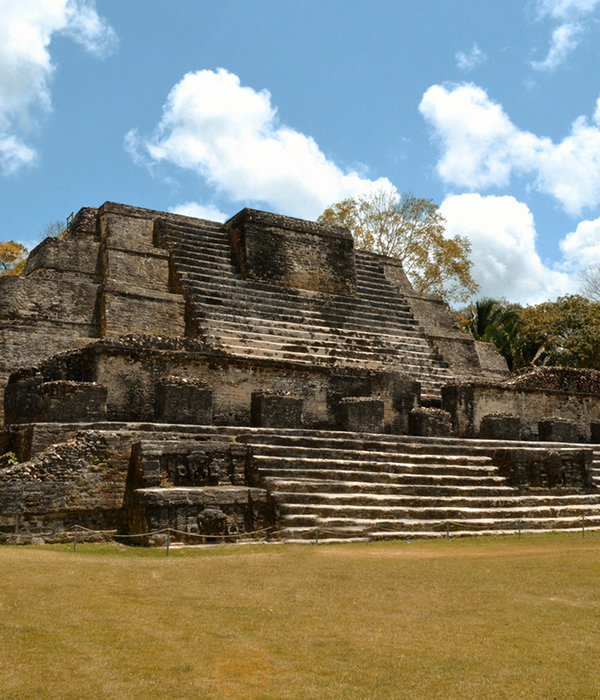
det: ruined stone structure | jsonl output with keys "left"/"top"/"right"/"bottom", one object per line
{"left": 2, "top": 201, "right": 600, "bottom": 544}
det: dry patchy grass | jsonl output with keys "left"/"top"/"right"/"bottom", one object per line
{"left": 1, "top": 534, "right": 600, "bottom": 699}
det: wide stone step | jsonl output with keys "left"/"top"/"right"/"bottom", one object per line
{"left": 208, "top": 329, "right": 434, "bottom": 357}
{"left": 280, "top": 517, "right": 600, "bottom": 540}
{"left": 259, "top": 468, "right": 502, "bottom": 495}
{"left": 240, "top": 433, "right": 500, "bottom": 453}
{"left": 274, "top": 490, "right": 600, "bottom": 509}
{"left": 204, "top": 339, "right": 449, "bottom": 383}
{"left": 175, "top": 251, "right": 235, "bottom": 269}
{"left": 213, "top": 342, "right": 448, "bottom": 374}
{"left": 181, "top": 270, "right": 418, "bottom": 317}
{"left": 201, "top": 313, "right": 437, "bottom": 350}
{"left": 173, "top": 239, "right": 231, "bottom": 255}
{"left": 264, "top": 476, "right": 515, "bottom": 495}
{"left": 251, "top": 445, "right": 492, "bottom": 464}
{"left": 278, "top": 502, "right": 600, "bottom": 520}
{"left": 318, "top": 512, "right": 600, "bottom": 530}
{"left": 205, "top": 326, "right": 436, "bottom": 358}
{"left": 273, "top": 488, "right": 527, "bottom": 508}
{"left": 256, "top": 459, "right": 498, "bottom": 478}
{"left": 187, "top": 286, "right": 422, "bottom": 330}
{"left": 192, "top": 304, "right": 424, "bottom": 341}
{"left": 190, "top": 297, "right": 424, "bottom": 332}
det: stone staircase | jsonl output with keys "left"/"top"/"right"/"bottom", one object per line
{"left": 236, "top": 431, "right": 600, "bottom": 543}
{"left": 157, "top": 220, "right": 453, "bottom": 399}
{"left": 18, "top": 422, "right": 600, "bottom": 544}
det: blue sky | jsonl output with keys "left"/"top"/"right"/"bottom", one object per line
{"left": 3, "top": 1, "right": 600, "bottom": 304}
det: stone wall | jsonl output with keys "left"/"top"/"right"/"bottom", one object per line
{"left": 0, "top": 431, "right": 130, "bottom": 541}
{"left": 5, "top": 337, "right": 421, "bottom": 432}
{"left": 442, "top": 381, "right": 600, "bottom": 441}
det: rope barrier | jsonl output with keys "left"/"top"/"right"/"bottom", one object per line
{"left": 4, "top": 516, "right": 597, "bottom": 548}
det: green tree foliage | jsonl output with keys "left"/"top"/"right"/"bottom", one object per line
{"left": 318, "top": 189, "right": 479, "bottom": 304}
{"left": 461, "top": 298, "right": 523, "bottom": 370}
{"left": 462, "top": 295, "right": 600, "bottom": 370}
{"left": 0, "top": 240, "right": 28, "bottom": 276}
{"left": 516, "top": 295, "right": 600, "bottom": 369}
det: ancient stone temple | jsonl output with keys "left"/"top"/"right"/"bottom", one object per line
{"left": 1, "top": 201, "right": 600, "bottom": 543}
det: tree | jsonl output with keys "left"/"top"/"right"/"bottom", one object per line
{"left": 516, "top": 295, "right": 600, "bottom": 369}
{"left": 461, "top": 297, "right": 523, "bottom": 370}
{"left": 318, "top": 189, "right": 479, "bottom": 304}
{"left": 579, "top": 264, "right": 600, "bottom": 302}
{"left": 0, "top": 240, "right": 28, "bottom": 276}
{"left": 39, "top": 219, "right": 66, "bottom": 242}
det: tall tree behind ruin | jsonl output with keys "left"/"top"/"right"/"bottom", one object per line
{"left": 0, "top": 241, "right": 27, "bottom": 276}
{"left": 318, "top": 189, "right": 479, "bottom": 304}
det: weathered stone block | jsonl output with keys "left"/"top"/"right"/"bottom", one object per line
{"left": 101, "top": 283, "right": 185, "bottom": 337}
{"left": 36, "top": 381, "right": 107, "bottom": 422}
{"left": 128, "top": 486, "right": 271, "bottom": 544}
{"left": 479, "top": 413, "right": 521, "bottom": 440}
{"left": 251, "top": 392, "right": 303, "bottom": 428}
{"left": 538, "top": 419, "right": 578, "bottom": 443}
{"left": 408, "top": 408, "right": 452, "bottom": 437}
{"left": 226, "top": 208, "right": 357, "bottom": 296}
{"left": 4, "top": 373, "right": 43, "bottom": 425}
{"left": 591, "top": 422, "right": 600, "bottom": 444}
{"left": 338, "top": 397, "right": 384, "bottom": 433}
{"left": 154, "top": 377, "right": 212, "bottom": 424}
{"left": 492, "top": 447, "right": 593, "bottom": 490}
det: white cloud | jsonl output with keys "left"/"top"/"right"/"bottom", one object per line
{"left": 531, "top": 0, "right": 600, "bottom": 70}
{"left": 0, "top": 1, "right": 116, "bottom": 175}
{"left": 440, "top": 193, "right": 574, "bottom": 304}
{"left": 531, "top": 22, "right": 582, "bottom": 70}
{"left": 0, "top": 135, "right": 37, "bottom": 175}
{"left": 560, "top": 215, "right": 600, "bottom": 265}
{"left": 534, "top": 0, "right": 600, "bottom": 20}
{"left": 62, "top": 1, "right": 118, "bottom": 58}
{"left": 455, "top": 43, "right": 486, "bottom": 72}
{"left": 170, "top": 202, "right": 229, "bottom": 223}
{"left": 420, "top": 83, "right": 600, "bottom": 215}
{"left": 128, "top": 68, "right": 393, "bottom": 219}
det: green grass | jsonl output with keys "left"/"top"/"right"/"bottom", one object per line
{"left": 1, "top": 534, "right": 600, "bottom": 699}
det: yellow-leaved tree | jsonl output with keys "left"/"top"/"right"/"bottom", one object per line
{"left": 318, "top": 189, "right": 479, "bottom": 305}
{"left": 0, "top": 240, "right": 28, "bottom": 276}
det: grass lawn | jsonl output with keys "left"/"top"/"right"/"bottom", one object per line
{"left": 1, "top": 533, "right": 600, "bottom": 699}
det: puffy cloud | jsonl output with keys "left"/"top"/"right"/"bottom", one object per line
{"left": 531, "top": 22, "right": 583, "bottom": 70}
{"left": 127, "top": 68, "right": 393, "bottom": 219}
{"left": 420, "top": 83, "right": 600, "bottom": 215}
{"left": 440, "top": 193, "right": 574, "bottom": 304}
{"left": 560, "top": 215, "right": 600, "bottom": 265}
{"left": 170, "top": 202, "right": 229, "bottom": 223}
{"left": 0, "top": 1, "right": 116, "bottom": 175}
{"left": 419, "top": 84, "right": 516, "bottom": 190}
{"left": 455, "top": 43, "right": 486, "bottom": 72}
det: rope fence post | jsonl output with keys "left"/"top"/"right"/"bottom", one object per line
{"left": 73, "top": 525, "right": 78, "bottom": 552}
{"left": 315, "top": 527, "right": 319, "bottom": 545}
{"left": 445, "top": 523, "right": 450, "bottom": 541}
{"left": 582, "top": 516, "right": 585, "bottom": 539}
{"left": 166, "top": 529, "right": 171, "bottom": 557}
{"left": 518, "top": 520, "right": 521, "bottom": 539}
